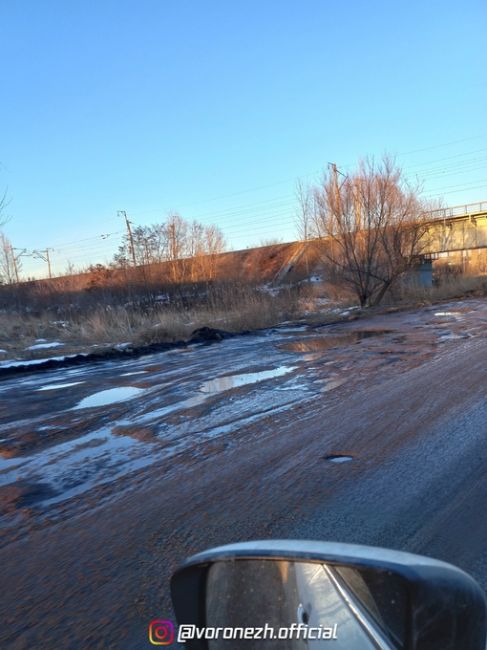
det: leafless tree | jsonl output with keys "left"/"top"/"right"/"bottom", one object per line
{"left": 202, "top": 224, "right": 226, "bottom": 280}
{"left": 187, "top": 221, "right": 226, "bottom": 281}
{"left": 112, "top": 212, "right": 226, "bottom": 283}
{"left": 310, "top": 156, "right": 430, "bottom": 307}
{"left": 0, "top": 233, "right": 18, "bottom": 284}
{"left": 295, "top": 179, "right": 315, "bottom": 241}
{"left": 164, "top": 212, "right": 188, "bottom": 282}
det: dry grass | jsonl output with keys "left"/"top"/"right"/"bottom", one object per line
{"left": 397, "top": 274, "right": 487, "bottom": 306}
{"left": 0, "top": 282, "right": 303, "bottom": 358}
{"left": 1, "top": 271, "right": 485, "bottom": 362}
{"left": 87, "top": 286, "right": 300, "bottom": 346}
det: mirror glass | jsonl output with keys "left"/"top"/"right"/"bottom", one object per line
{"left": 205, "top": 559, "right": 408, "bottom": 649}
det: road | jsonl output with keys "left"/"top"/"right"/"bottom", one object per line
{"left": 0, "top": 298, "right": 486, "bottom": 648}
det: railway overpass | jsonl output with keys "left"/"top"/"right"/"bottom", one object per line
{"left": 422, "top": 201, "right": 487, "bottom": 280}
{"left": 272, "top": 201, "right": 487, "bottom": 287}
{"left": 427, "top": 201, "right": 487, "bottom": 258}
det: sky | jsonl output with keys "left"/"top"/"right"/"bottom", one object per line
{"left": 0, "top": 0, "right": 486, "bottom": 278}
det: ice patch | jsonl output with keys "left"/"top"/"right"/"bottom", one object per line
{"left": 26, "top": 342, "right": 64, "bottom": 351}
{"left": 200, "top": 366, "right": 296, "bottom": 394}
{"left": 74, "top": 386, "right": 146, "bottom": 409}
{"left": 37, "top": 381, "right": 84, "bottom": 392}
{"left": 0, "top": 353, "right": 88, "bottom": 368}
{"left": 325, "top": 454, "right": 353, "bottom": 463}
{"left": 114, "top": 342, "right": 132, "bottom": 350}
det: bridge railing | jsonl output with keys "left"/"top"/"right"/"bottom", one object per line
{"left": 428, "top": 201, "right": 487, "bottom": 220}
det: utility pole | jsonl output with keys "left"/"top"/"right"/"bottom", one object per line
{"left": 329, "top": 162, "right": 341, "bottom": 210}
{"left": 32, "top": 248, "right": 52, "bottom": 279}
{"left": 328, "top": 162, "right": 348, "bottom": 265}
{"left": 118, "top": 210, "right": 137, "bottom": 267}
{"left": 11, "top": 247, "right": 28, "bottom": 283}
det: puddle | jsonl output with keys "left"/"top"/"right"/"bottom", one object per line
{"left": 73, "top": 386, "right": 146, "bottom": 409}
{"left": 200, "top": 366, "right": 296, "bottom": 394}
{"left": 0, "top": 427, "right": 156, "bottom": 507}
{"left": 280, "top": 331, "right": 394, "bottom": 353}
{"left": 120, "top": 371, "right": 149, "bottom": 377}
{"left": 131, "top": 367, "right": 298, "bottom": 425}
{"left": 323, "top": 454, "right": 354, "bottom": 463}
{"left": 434, "top": 312, "right": 462, "bottom": 318}
{"left": 0, "top": 481, "right": 58, "bottom": 514}
{"left": 37, "top": 381, "right": 85, "bottom": 392}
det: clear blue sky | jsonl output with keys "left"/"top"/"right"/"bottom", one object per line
{"left": 1, "top": 0, "right": 486, "bottom": 277}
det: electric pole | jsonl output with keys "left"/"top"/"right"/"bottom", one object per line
{"left": 11, "top": 247, "right": 28, "bottom": 283}
{"left": 32, "top": 249, "right": 52, "bottom": 279}
{"left": 118, "top": 210, "right": 137, "bottom": 267}
{"left": 329, "top": 162, "right": 340, "bottom": 209}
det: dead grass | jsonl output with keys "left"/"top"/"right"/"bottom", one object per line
{"left": 398, "top": 274, "right": 487, "bottom": 306}
{"left": 2, "top": 272, "right": 485, "bottom": 362}
{"left": 0, "top": 282, "right": 303, "bottom": 357}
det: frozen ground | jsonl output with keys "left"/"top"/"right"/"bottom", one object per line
{"left": 0, "top": 297, "right": 486, "bottom": 648}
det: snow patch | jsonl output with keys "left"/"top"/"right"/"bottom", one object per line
{"left": 37, "top": 381, "right": 84, "bottom": 392}
{"left": 74, "top": 386, "right": 146, "bottom": 409}
{"left": 0, "top": 353, "right": 88, "bottom": 369}
{"left": 26, "top": 341, "right": 64, "bottom": 351}
{"left": 114, "top": 342, "right": 132, "bottom": 350}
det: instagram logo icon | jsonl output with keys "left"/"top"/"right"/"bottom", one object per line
{"left": 149, "top": 619, "right": 175, "bottom": 645}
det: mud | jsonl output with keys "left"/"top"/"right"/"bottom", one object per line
{"left": 0, "top": 297, "right": 486, "bottom": 648}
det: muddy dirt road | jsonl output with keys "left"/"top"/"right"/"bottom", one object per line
{"left": 1, "top": 299, "right": 486, "bottom": 648}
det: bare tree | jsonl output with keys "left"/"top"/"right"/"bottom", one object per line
{"left": 113, "top": 224, "right": 167, "bottom": 268}
{"left": 112, "top": 212, "right": 226, "bottom": 283}
{"left": 187, "top": 221, "right": 226, "bottom": 281}
{"left": 295, "top": 178, "right": 314, "bottom": 241}
{"left": 311, "top": 156, "right": 430, "bottom": 307}
{"left": 187, "top": 220, "right": 205, "bottom": 281}
{"left": 0, "top": 233, "right": 18, "bottom": 284}
{"left": 164, "top": 212, "right": 188, "bottom": 282}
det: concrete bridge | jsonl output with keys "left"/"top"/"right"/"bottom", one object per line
{"left": 427, "top": 200, "right": 487, "bottom": 254}
{"left": 270, "top": 201, "right": 487, "bottom": 286}
{"left": 424, "top": 201, "right": 487, "bottom": 275}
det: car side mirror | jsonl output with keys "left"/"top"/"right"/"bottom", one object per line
{"left": 171, "top": 540, "right": 486, "bottom": 649}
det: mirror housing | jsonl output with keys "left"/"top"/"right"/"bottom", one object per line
{"left": 171, "top": 540, "right": 486, "bottom": 649}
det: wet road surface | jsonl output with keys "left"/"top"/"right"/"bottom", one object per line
{"left": 0, "top": 298, "right": 486, "bottom": 648}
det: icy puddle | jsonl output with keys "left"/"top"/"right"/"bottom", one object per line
{"left": 0, "top": 427, "right": 158, "bottom": 508}
{"left": 0, "top": 366, "right": 299, "bottom": 509}
{"left": 130, "top": 366, "right": 298, "bottom": 425}
{"left": 324, "top": 454, "right": 354, "bottom": 463}
{"left": 200, "top": 366, "right": 296, "bottom": 394}
{"left": 37, "top": 381, "right": 84, "bottom": 392}
{"left": 74, "top": 386, "right": 146, "bottom": 409}
{"left": 280, "top": 331, "right": 394, "bottom": 353}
